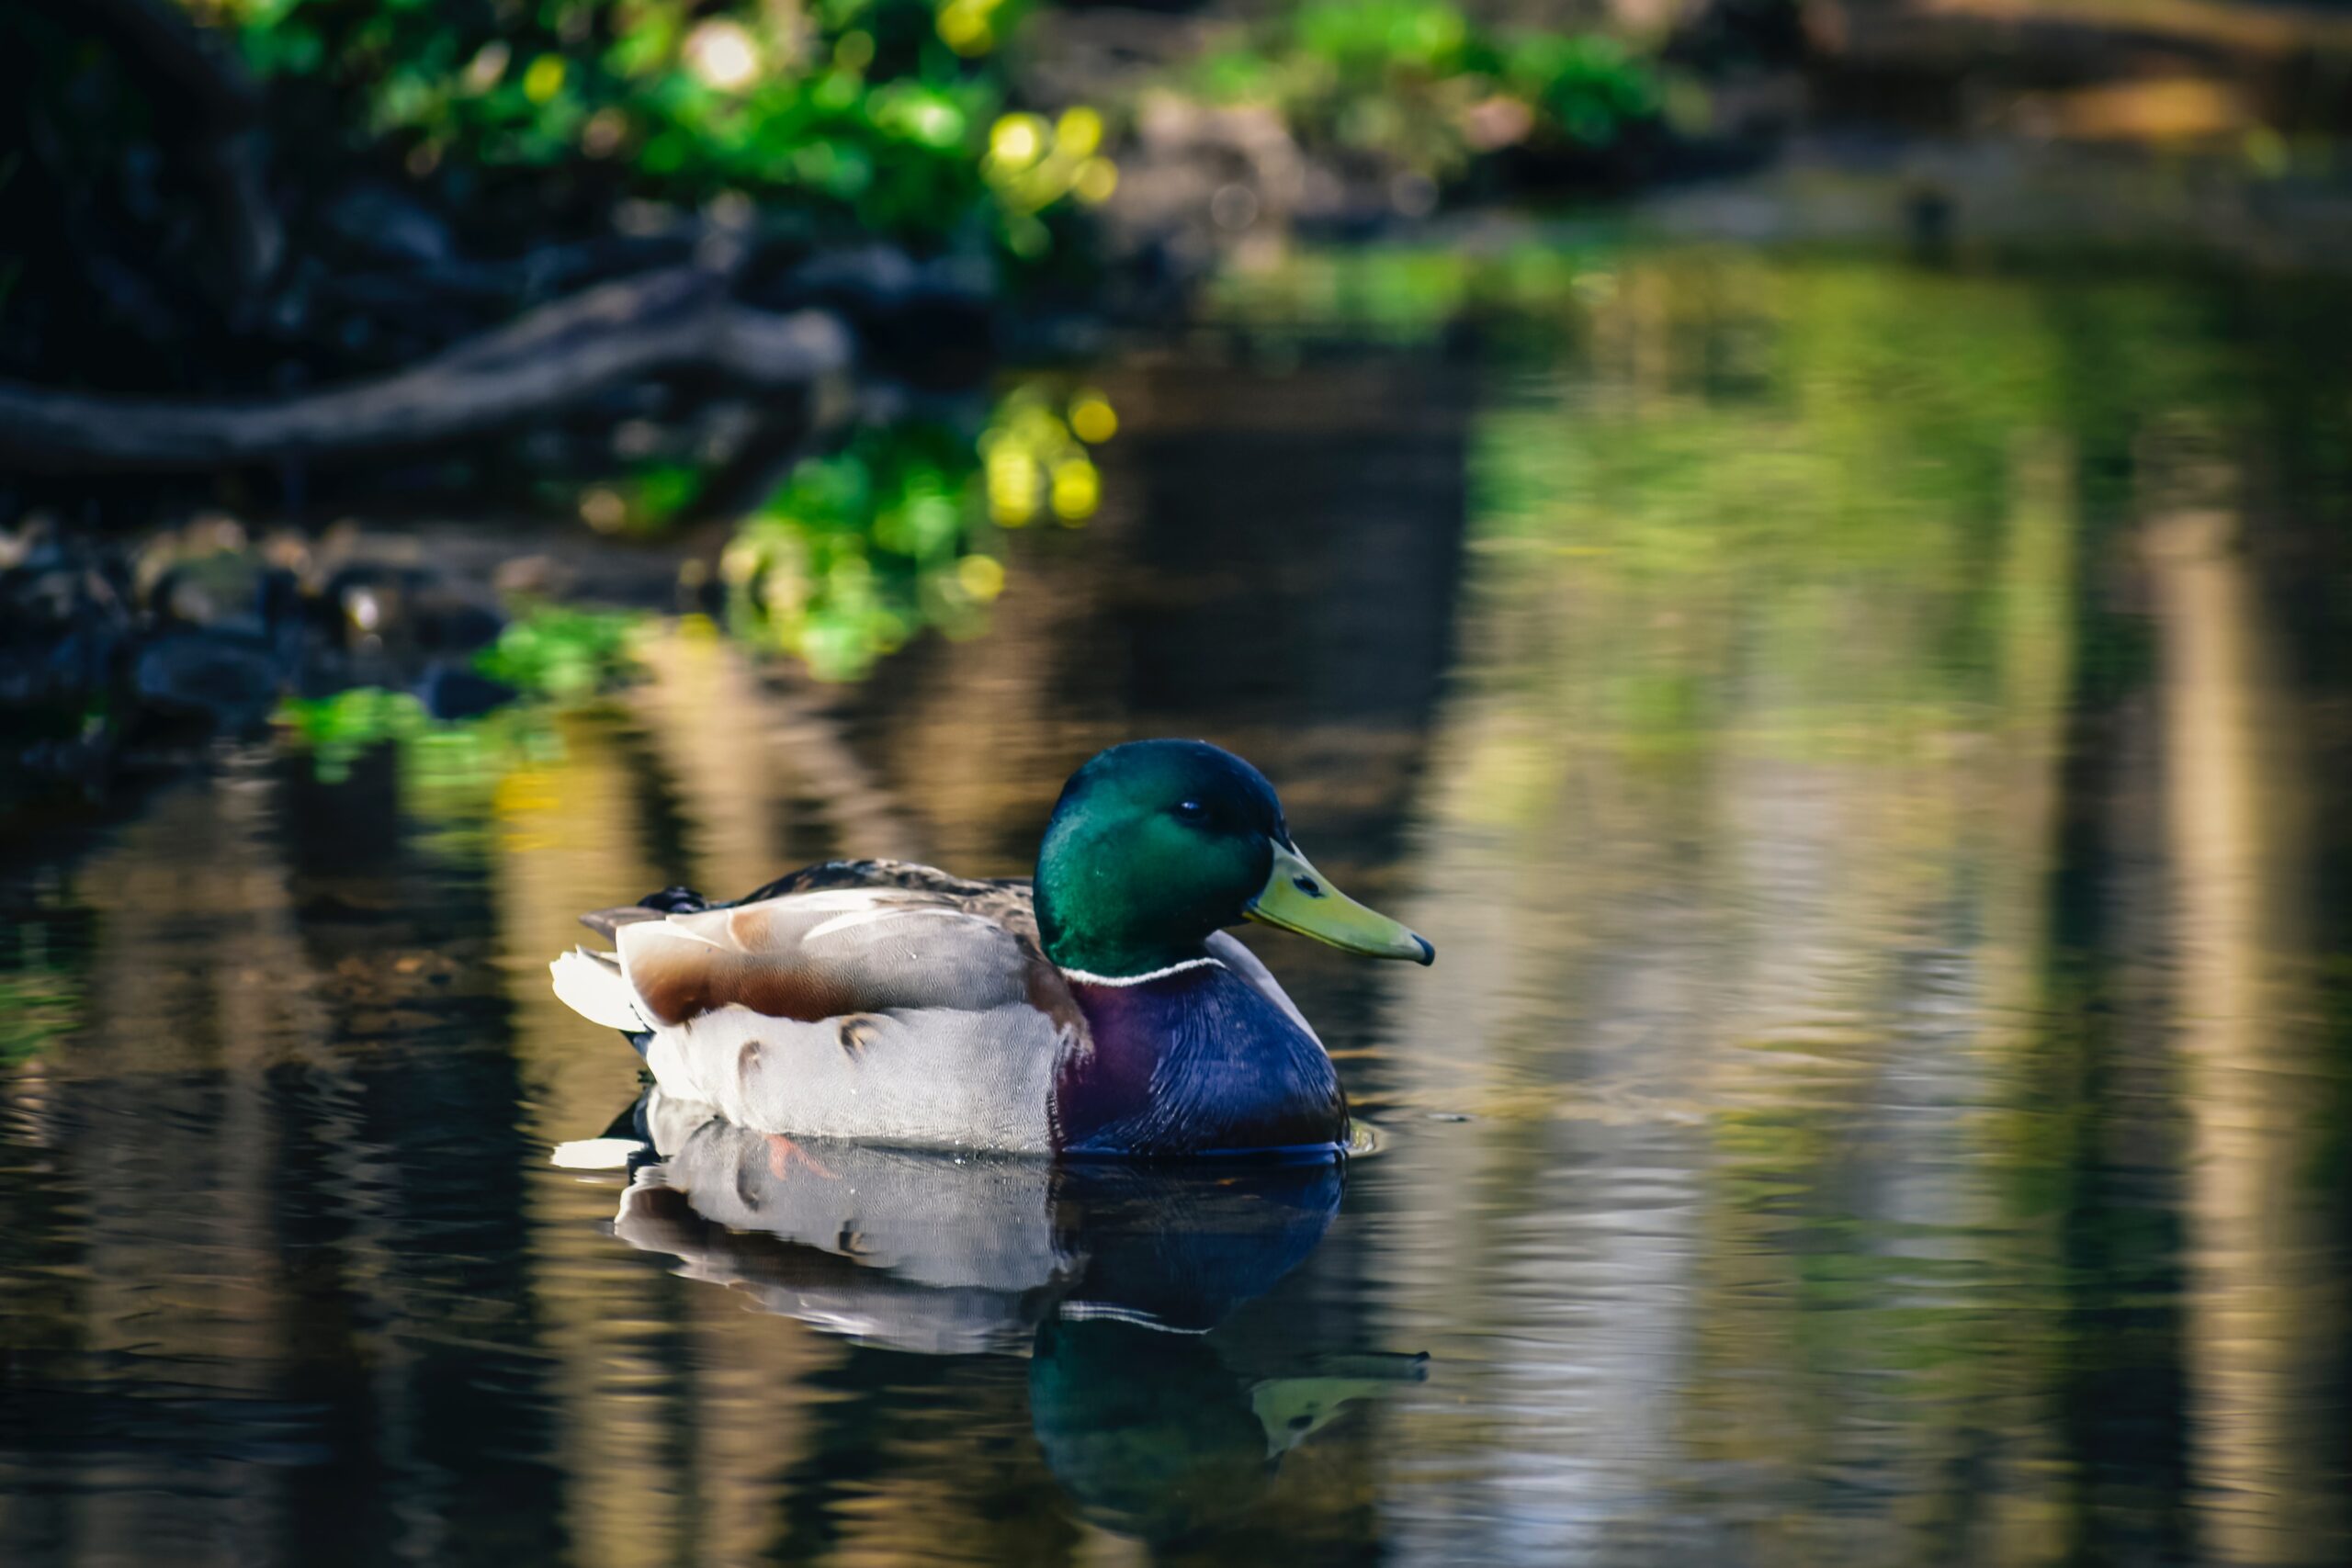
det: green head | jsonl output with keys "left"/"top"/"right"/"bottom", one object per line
{"left": 1034, "top": 739, "right": 1434, "bottom": 980}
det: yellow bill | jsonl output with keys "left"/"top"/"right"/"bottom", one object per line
{"left": 1246, "top": 842, "right": 1434, "bottom": 964}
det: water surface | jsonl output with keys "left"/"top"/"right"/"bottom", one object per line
{"left": 3, "top": 241, "right": 2350, "bottom": 1567}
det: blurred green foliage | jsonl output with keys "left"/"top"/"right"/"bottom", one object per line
{"left": 474, "top": 601, "right": 645, "bottom": 697}
{"left": 275, "top": 602, "right": 641, "bottom": 782}
{"left": 1193, "top": 0, "right": 1663, "bottom": 185}
{"left": 274, "top": 682, "right": 558, "bottom": 785}
{"left": 198, "top": 0, "right": 1112, "bottom": 258}
{"left": 719, "top": 380, "right": 1111, "bottom": 679}
{"left": 274, "top": 378, "right": 1114, "bottom": 721}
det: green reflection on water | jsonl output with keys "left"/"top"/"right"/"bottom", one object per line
{"left": 0, "top": 960, "right": 80, "bottom": 1069}
{"left": 1308, "top": 240, "right": 2349, "bottom": 1564}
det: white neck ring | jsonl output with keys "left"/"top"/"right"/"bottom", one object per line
{"left": 1059, "top": 956, "right": 1226, "bottom": 987}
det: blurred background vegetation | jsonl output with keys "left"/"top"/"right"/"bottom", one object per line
{"left": 207, "top": 0, "right": 1110, "bottom": 257}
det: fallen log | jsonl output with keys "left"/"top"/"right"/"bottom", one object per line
{"left": 0, "top": 267, "right": 854, "bottom": 472}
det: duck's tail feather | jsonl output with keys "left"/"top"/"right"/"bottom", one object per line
{"left": 579, "top": 906, "right": 665, "bottom": 941}
{"left": 579, "top": 885, "right": 709, "bottom": 941}
{"left": 551, "top": 945, "right": 650, "bottom": 1032}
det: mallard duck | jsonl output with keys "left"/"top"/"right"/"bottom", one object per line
{"left": 550, "top": 739, "right": 1433, "bottom": 1156}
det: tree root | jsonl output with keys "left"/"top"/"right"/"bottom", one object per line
{"left": 0, "top": 268, "right": 854, "bottom": 472}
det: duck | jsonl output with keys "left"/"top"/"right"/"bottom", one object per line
{"left": 549, "top": 739, "right": 1433, "bottom": 1156}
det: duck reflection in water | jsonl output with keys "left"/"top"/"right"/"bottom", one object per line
{"left": 597, "top": 1090, "right": 1427, "bottom": 1540}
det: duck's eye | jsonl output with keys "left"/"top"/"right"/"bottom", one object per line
{"left": 1171, "top": 798, "right": 1210, "bottom": 826}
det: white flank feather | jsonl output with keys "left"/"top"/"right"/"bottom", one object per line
{"left": 550, "top": 947, "right": 648, "bottom": 1032}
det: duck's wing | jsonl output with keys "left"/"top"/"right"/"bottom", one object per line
{"left": 734, "top": 857, "right": 1033, "bottom": 908}
{"left": 579, "top": 859, "right": 1033, "bottom": 942}
{"left": 616, "top": 885, "right": 1053, "bottom": 1024}
{"left": 567, "top": 882, "right": 1079, "bottom": 1151}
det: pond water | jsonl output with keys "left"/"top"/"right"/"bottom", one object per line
{"left": 4, "top": 238, "right": 2351, "bottom": 1567}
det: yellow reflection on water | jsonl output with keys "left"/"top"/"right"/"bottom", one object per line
{"left": 2145, "top": 437, "right": 2346, "bottom": 1567}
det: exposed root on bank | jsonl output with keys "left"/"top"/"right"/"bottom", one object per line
{"left": 0, "top": 268, "right": 854, "bottom": 473}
